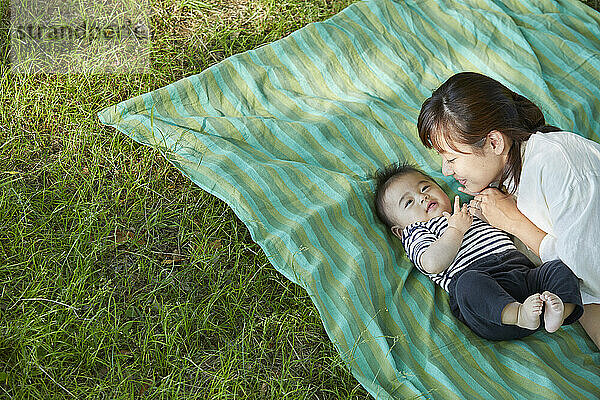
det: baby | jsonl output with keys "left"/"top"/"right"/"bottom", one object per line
{"left": 374, "top": 163, "right": 583, "bottom": 340}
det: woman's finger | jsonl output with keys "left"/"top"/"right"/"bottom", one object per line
{"left": 480, "top": 187, "right": 501, "bottom": 195}
{"left": 468, "top": 206, "right": 484, "bottom": 219}
{"left": 474, "top": 194, "right": 487, "bottom": 203}
{"left": 454, "top": 196, "right": 460, "bottom": 213}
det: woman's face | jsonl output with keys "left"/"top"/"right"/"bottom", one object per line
{"left": 436, "top": 132, "right": 509, "bottom": 193}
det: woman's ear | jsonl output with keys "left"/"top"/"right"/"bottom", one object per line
{"left": 487, "top": 130, "right": 507, "bottom": 155}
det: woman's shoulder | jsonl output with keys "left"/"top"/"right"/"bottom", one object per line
{"left": 523, "top": 130, "right": 600, "bottom": 184}
{"left": 527, "top": 131, "right": 600, "bottom": 161}
{"left": 529, "top": 130, "right": 600, "bottom": 151}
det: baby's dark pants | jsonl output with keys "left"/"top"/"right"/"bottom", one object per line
{"left": 447, "top": 250, "right": 583, "bottom": 341}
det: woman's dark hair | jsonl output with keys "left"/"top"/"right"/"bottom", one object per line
{"left": 417, "top": 72, "right": 560, "bottom": 192}
{"left": 372, "top": 162, "right": 430, "bottom": 228}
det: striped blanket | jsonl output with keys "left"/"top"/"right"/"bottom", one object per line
{"left": 99, "top": 0, "right": 600, "bottom": 398}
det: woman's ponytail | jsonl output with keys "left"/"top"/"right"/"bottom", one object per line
{"left": 496, "top": 92, "right": 562, "bottom": 191}
{"left": 512, "top": 92, "right": 560, "bottom": 134}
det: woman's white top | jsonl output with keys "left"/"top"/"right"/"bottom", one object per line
{"left": 516, "top": 131, "right": 600, "bottom": 304}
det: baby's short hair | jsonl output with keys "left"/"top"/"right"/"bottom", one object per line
{"left": 373, "top": 162, "right": 432, "bottom": 228}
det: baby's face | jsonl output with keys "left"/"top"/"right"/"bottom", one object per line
{"left": 383, "top": 171, "right": 452, "bottom": 230}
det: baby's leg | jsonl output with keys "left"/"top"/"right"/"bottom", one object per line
{"left": 526, "top": 260, "right": 584, "bottom": 330}
{"left": 500, "top": 294, "right": 543, "bottom": 330}
{"left": 452, "top": 270, "right": 538, "bottom": 340}
{"left": 540, "top": 292, "right": 576, "bottom": 333}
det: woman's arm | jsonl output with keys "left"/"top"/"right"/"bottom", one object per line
{"left": 506, "top": 213, "right": 547, "bottom": 257}
{"left": 473, "top": 188, "right": 547, "bottom": 256}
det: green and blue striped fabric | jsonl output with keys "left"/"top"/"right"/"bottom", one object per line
{"left": 99, "top": 0, "right": 600, "bottom": 398}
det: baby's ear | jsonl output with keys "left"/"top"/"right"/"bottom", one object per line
{"left": 391, "top": 225, "right": 403, "bottom": 239}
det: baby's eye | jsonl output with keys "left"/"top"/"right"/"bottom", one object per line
{"left": 404, "top": 199, "right": 413, "bottom": 208}
{"left": 421, "top": 185, "right": 430, "bottom": 192}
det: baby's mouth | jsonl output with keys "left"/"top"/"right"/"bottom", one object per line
{"left": 426, "top": 201, "right": 437, "bottom": 212}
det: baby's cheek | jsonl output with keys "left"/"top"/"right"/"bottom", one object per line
{"left": 440, "top": 199, "right": 452, "bottom": 213}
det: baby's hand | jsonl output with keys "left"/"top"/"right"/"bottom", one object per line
{"left": 442, "top": 196, "right": 473, "bottom": 234}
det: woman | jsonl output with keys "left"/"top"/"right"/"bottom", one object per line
{"left": 417, "top": 72, "right": 600, "bottom": 349}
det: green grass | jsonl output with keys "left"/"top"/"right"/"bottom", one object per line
{"left": 0, "top": 0, "right": 367, "bottom": 398}
{"left": 2, "top": 0, "right": 600, "bottom": 398}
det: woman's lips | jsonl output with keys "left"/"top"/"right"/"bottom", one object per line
{"left": 457, "top": 178, "right": 467, "bottom": 186}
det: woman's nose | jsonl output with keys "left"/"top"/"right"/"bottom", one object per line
{"left": 441, "top": 160, "right": 453, "bottom": 176}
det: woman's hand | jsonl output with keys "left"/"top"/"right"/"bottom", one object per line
{"left": 471, "top": 188, "right": 523, "bottom": 233}
{"left": 458, "top": 186, "right": 485, "bottom": 220}
{"left": 461, "top": 187, "right": 548, "bottom": 257}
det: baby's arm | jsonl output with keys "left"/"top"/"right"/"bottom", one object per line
{"left": 419, "top": 196, "right": 473, "bottom": 274}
